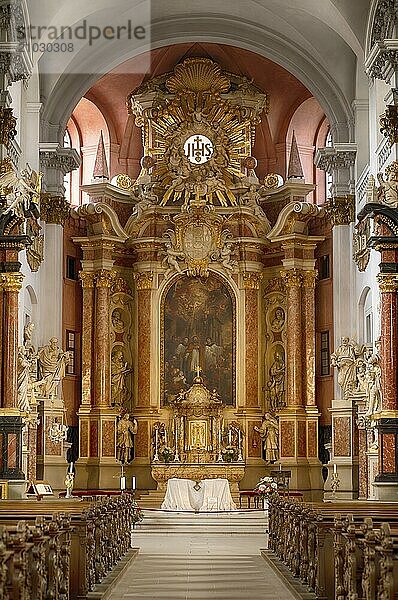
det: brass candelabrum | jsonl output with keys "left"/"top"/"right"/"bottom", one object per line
{"left": 331, "top": 470, "right": 340, "bottom": 498}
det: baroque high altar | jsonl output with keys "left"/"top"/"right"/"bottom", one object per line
{"left": 72, "top": 58, "right": 324, "bottom": 495}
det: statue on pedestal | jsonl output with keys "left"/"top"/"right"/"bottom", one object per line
{"left": 36, "top": 337, "right": 71, "bottom": 398}
{"left": 116, "top": 413, "right": 138, "bottom": 464}
{"left": 111, "top": 349, "right": 132, "bottom": 407}
{"left": 254, "top": 413, "right": 279, "bottom": 462}
{"left": 330, "top": 337, "right": 357, "bottom": 398}
{"left": 267, "top": 351, "right": 285, "bottom": 412}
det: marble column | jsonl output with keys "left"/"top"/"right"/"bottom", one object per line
{"left": 1, "top": 273, "right": 23, "bottom": 408}
{"left": 79, "top": 272, "right": 95, "bottom": 407}
{"left": 281, "top": 269, "right": 303, "bottom": 407}
{"left": 302, "top": 270, "right": 317, "bottom": 407}
{"left": 374, "top": 274, "right": 398, "bottom": 498}
{"left": 94, "top": 269, "right": 114, "bottom": 407}
{"left": 377, "top": 274, "right": 398, "bottom": 410}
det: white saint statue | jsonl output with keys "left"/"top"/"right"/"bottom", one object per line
{"left": 36, "top": 337, "right": 71, "bottom": 398}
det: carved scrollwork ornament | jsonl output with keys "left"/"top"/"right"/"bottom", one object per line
{"left": 353, "top": 218, "right": 371, "bottom": 273}
{"left": 380, "top": 105, "right": 398, "bottom": 146}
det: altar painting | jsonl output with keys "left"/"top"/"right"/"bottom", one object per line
{"left": 163, "top": 275, "right": 234, "bottom": 405}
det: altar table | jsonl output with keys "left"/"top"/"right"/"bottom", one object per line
{"left": 161, "top": 477, "right": 236, "bottom": 511}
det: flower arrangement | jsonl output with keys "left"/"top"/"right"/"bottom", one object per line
{"left": 254, "top": 476, "right": 278, "bottom": 497}
{"left": 132, "top": 500, "right": 144, "bottom": 525}
{"left": 159, "top": 446, "right": 174, "bottom": 463}
{"left": 222, "top": 446, "right": 237, "bottom": 462}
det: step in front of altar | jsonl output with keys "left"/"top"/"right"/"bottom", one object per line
{"left": 136, "top": 487, "right": 241, "bottom": 509}
{"left": 135, "top": 509, "right": 268, "bottom": 534}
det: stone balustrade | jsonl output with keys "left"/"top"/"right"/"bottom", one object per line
{"left": 0, "top": 493, "right": 134, "bottom": 599}
{"left": 268, "top": 495, "right": 398, "bottom": 600}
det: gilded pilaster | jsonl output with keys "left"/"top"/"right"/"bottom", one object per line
{"left": 79, "top": 272, "right": 95, "bottom": 407}
{"left": 302, "top": 270, "right": 317, "bottom": 406}
{"left": 94, "top": 269, "right": 115, "bottom": 407}
{"left": 134, "top": 271, "right": 154, "bottom": 407}
{"left": 281, "top": 269, "right": 303, "bottom": 407}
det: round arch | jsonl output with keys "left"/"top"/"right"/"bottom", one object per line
{"left": 40, "top": 19, "right": 354, "bottom": 145}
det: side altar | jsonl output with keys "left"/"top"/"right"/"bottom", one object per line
{"left": 151, "top": 372, "right": 245, "bottom": 494}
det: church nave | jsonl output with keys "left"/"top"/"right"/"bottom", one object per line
{"left": 108, "top": 510, "right": 296, "bottom": 600}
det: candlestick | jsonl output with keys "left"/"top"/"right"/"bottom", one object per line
{"left": 228, "top": 430, "right": 232, "bottom": 445}
{"left": 153, "top": 429, "right": 159, "bottom": 462}
{"left": 69, "top": 462, "right": 74, "bottom": 473}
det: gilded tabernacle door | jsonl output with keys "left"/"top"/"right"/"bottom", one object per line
{"left": 162, "top": 273, "right": 235, "bottom": 406}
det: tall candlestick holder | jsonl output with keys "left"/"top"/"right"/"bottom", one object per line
{"left": 331, "top": 470, "right": 340, "bottom": 498}
{"left": 153, "top": 428, "right": 159, "bottom": 462}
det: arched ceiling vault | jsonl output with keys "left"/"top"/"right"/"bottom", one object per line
{"left": 39, "top": 1, "right": 371, "bottom": 144}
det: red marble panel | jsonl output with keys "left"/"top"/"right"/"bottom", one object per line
{"left": 27, "top": 428, "right": 37, "bottom": 482}
{"left": 8, "top": 433, "right": 16, "bottom": 468}
{"left": 135, "top": 420, "right": 148, "bottom": 458}
{"left": 334, "top": 416, "right": 351, "bottom": 457}
{"left": 307, "top": 421, "right": 317, "bottom": 457}
{"left": 45, "top": 417, "right": 61, "bottom": 456}
{"left": 0, "top": 433, "right": 3, "bottom": 470}
{"left": 298, "top": 421, "right": 306, "bottom": 457}
{"left": 102, "top": 421, "right": 115, "bottom": 457}
{"left": 281, "top": 421, "right": 295, "bottom": 457}
{"left": 382, "top": 433, "right": 396, "bottom": 473}
{"left": 80, "top": 421, "right": 88, "bottom": 457}
{"left": 380, "top": 291, "right": 398, "bottom": 409}
{"left": 90, "top": 421, "right": 98, "bottom": 458}
{"left": 245, "top": 290, "right": 259, "bottom": 408}
{"left": 137, "top": 291, "right": 151, "bottom": 407}
{"left": 248, "top": 420, "right": 262, "bottom": 458}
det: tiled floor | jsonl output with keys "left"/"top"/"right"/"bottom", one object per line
{"left": 108, "top": 511, "right": 296, "bottom": 600}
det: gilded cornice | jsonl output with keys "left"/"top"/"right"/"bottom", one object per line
{"left": 134, "top": 271, "right": 154, "bottom": 290}
{"left": 325, "top": 195, "right": 355, "bottom": 226}
{"left": 377, "top": 273, "right": 398, "bottom": 293}
{"left": 281, "top": 269, "right": 302, "bottom": 288}
{"left": 40, "top": 194, "right": 70, "bottom": 226}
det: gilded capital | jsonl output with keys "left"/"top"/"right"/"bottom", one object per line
{"left": 40, "top": 194, "right": 71, "bottom": 226}
{"left": 95, "top": 269, "right": 116, "bottom": 289}
{"left": 134, "top": 271, "right": 154, "bottom": 290}
{"left": 377, "top": 273, "right": 398, "bottom": 293}
{"left": 79, "top": 271, "right": 95, "bottom": 289}
{"left": 281, "top": 269, "right": 302, "bottom": 288}
{"left": 242, "top": 272, "right": 262, "bottom": 290}
{"left": 0, "top": 272, "right": 24, "bottom": 292}
{"left": 302, "top": 270, "right": 318, "bottom": 289}
{"left": 325, "top": 195, "right": 355, "bottom": 226}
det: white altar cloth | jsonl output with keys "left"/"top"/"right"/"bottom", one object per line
{"left": 161, "top": 478, "right": 236, "bottom": 511}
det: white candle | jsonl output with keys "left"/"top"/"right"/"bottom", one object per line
{"left": 120, "top": 476, "right": 126, "bottom": 491}
{"left": 279, "top": 463, "right": 282, "bottom": 471}
{"left": 333, "top": 463, "right": 337, "bottom": 474}
{"left": 238, "top": 431, "right": 241, "bottom": 448}
{"left": 132, "top": 476, "right": 136, "bottom": 490}
{"left": 69, "top": 462, "right": 74, "bottom": 473}
{"left": 228, "top": 430, "right": 232, "bottom": 445}
{"left": 165, "top": 430, "right": 168, "bottom": 445}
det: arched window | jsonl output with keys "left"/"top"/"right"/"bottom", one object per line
{"left": 63, "top": 129, "right": 72, "bottom": 203}
{"left": 325, "top": 130, "right": 333, "bottom": 200}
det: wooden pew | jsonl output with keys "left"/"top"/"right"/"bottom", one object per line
{"left": 268, "top": 496, "right": 398, "bottom": 600}
{"left": 0, "top": 494, "right": 134, "bottom": 599}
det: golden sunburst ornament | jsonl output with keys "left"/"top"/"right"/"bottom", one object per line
{"left": 166, "top": 58, "right": 231, "bottom": 94}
